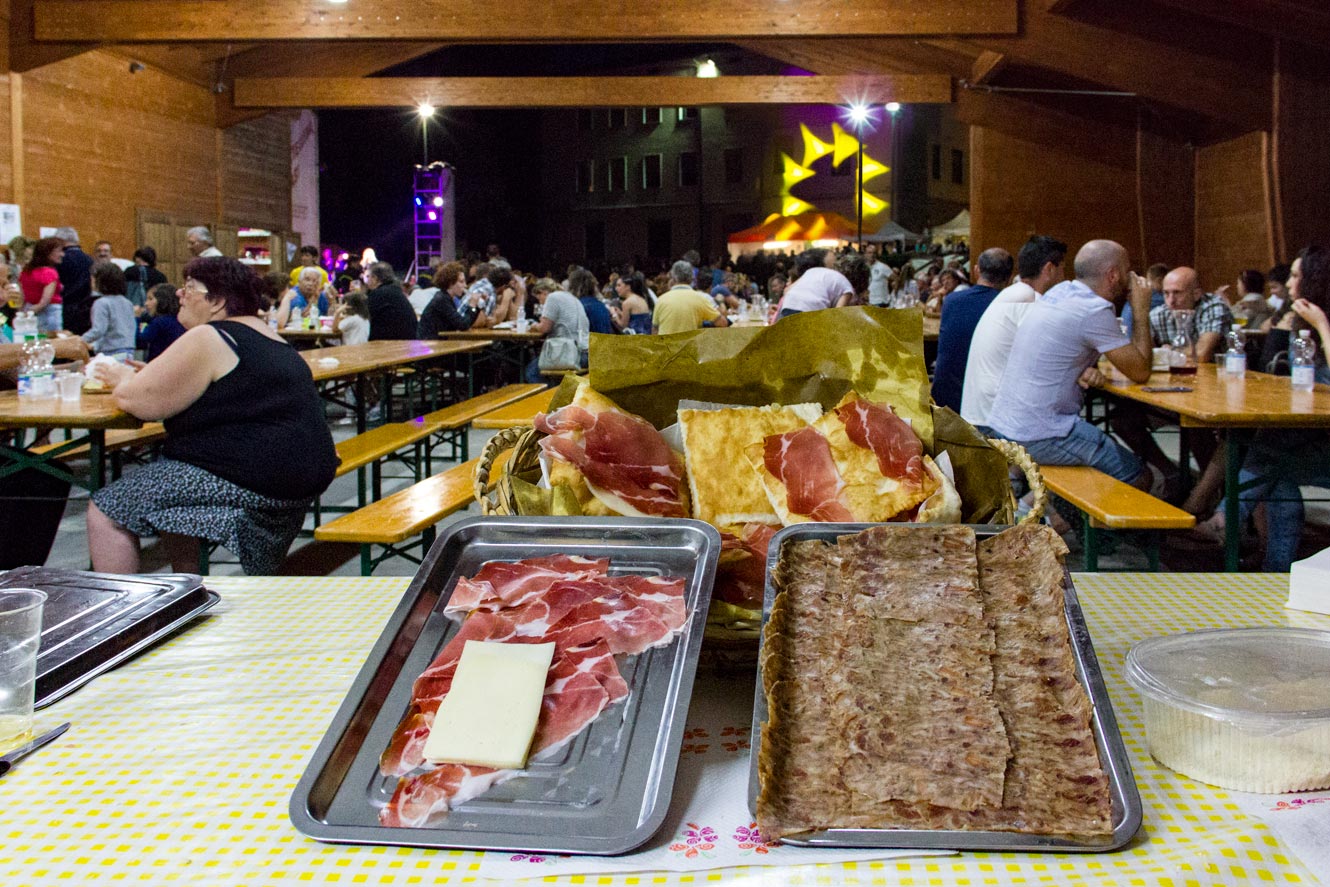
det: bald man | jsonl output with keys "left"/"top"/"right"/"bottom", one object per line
{"left": 1148, "top": 266, "right": 1233, "bottom": 364}
{"left": 988, "top": 239, "right": 1154, "bottom": 491}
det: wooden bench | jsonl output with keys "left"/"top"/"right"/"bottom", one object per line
{"left": 473, "top": 388, "right": 556, "bottom": 429}
{"left": 331, "top": 415, "right": 444, "bottom": 505}
{"left": 419, "top": 383, "right": 545, "bottom": 463}
{"left": 1039, "top": 464, "right": 1196, "bottom": 571}
{"left": 31, "top": 423, "right": 167, "bottom": 481}
{"left": 313, "top": 457, "right": 481, "bottom": 575}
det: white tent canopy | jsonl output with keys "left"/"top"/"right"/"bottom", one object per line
{"left": 929, "top": 208, "right": 971, "bottom": 242}
{"left": 862, "top": 219, "right": 923, "bottom": 244}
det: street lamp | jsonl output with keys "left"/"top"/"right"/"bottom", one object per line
{"left": 845, "top": 103, "right": 875, "bottom": 250}
{"left": 885, "top": 103, "right": 901, "bottom": 227}
{"left": 417, "top": 102, "right": 435, "bottom": 165}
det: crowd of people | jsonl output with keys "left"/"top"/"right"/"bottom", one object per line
{"left": 3, "top": 222, "right": 1326, "bottom": 576}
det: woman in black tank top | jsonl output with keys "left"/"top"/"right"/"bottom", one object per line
{"left": 87, "top": 257, "right": 338, "bottom": 575}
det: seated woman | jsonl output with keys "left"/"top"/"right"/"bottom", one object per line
{"left": 137, "top": 282, "right": 187, "bottom": 361}
{"left": 611, "top": 272, "right": 654, "bottom": 334}
{"left": 87, "top": 257, "right": 338, "bottom": 575}
{"left": 83, "top": 263, "right": 137, "bottom": 356}
{"left": 1194, "top": 245, "right": 1330, "bottom": 571}
{"left": 924, "top": 268, "right": 968, "bottom": 317}
{"left": 524, "top": 277, "right": 590, "bottom": 384}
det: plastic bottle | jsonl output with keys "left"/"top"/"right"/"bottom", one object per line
{"left": 268, "top": 308, "right": 279, "bottom": 332}
{"left": 32, "top": 337, "right": 56, "bottom": 397}
{"left": 1292, "top": 329, "right": 1317, "bottom": 391}
{"left": 1224, "top": 330, "right": 1246, "bottom": 378}
{"left": 16, "top": 339, "right": 37, "bottom": 397}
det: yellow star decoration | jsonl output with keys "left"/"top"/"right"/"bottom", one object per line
{"left": 782, "top": 123, "right": 889, "bottom": 222}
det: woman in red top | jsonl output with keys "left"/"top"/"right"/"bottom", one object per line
{"left": 18, "top": 236, "right": 64, "bottom": 332}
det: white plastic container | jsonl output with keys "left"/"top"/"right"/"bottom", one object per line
{"left": 1125, "top": 628, "right": 1330, "bottom": 792}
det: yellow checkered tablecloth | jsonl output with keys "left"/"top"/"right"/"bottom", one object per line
{"left": 0, "top": 573, "right": 1325, "bottom": 886}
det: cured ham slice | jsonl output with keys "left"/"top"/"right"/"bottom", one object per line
{"left": 536, "top": 403, "right": 689, "bottom": 518}
{"left": 445, "top": 555, "right": 610, "bottom": 615}
{"left": 762, "top": 427, "right": 856, "bottom": 522}
{"left": 379, "top": 556, "right": 691, "bottom": 825}
{"left": 715, "top": 523, "right": 778, "bottom": 607}
{"left": 836, "top": 397, "right": 928, "bottom": 488}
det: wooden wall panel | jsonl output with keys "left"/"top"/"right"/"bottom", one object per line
{"left": 1271, "top": 42, "right": 1330, "bottom": 259}
{"left": 12, "top": 50, "right": 290, "bottom": 265}
{"left": 221, "top": 115, "right": 291, "bottom": 231}
{"left": 969, "top": 125, "right": 1142, "bottom": 269}
{"left": 0, "top": 3, "right": 15, "bottom": 206}
{"left": 1194, "top": 131, "right": 1272, "bottom": 290}
{"left": 20, "top": 51, "right": 216, "bottom": 255}
{"left": 1136, "top": 130, "right": 1195, "bottom": 270}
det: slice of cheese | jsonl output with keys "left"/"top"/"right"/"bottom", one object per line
{"left": 421, "top": 640, "right": 555, "bottom": 769}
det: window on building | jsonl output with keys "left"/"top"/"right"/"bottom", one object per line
{"left": 951, "top": 148, "right": 965, "bottom": 185}
{"left": 647, "top": 219, "right": 672, "bottom": 259}
{"left": 642, "top": 107, "right": 663, "bottom": 126}
{"left": 931, "top": 144, "right": 942, "bottom": 181}
{"left": 603, "top": 156, "right": 627, "bottom": 192}
{"left": 677, "top": 106, "right": 699, "bottom": 122}
{"left": 606, "top": 108, "right": 626, "bottom": 129}
{"left": 723, "top": 148, "right": 743, "bottom": 184}
{"left": 642, "top": 153, "right": 663, "bottom": 189}
{"left": 678, "top": 151, "right": 699, "bottom": 187}
{"left": 576, "top": 160, "right": 593, "bottom": 194}
{"left": 577, "top": 109, "right": 594, "bottom": 131}
{"left": 585, "top": 221, "right": 605, "bottom": 261}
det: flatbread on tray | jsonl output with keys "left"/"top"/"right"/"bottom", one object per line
{"left": 756, "top": 523, "right": 1113, "bottom": 841}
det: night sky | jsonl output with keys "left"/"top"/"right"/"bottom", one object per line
{"left": 317, "top": 43, "right": 783, "bottom": 274}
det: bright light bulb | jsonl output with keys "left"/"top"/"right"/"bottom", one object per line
{"left": 885, "top": 102, "right": 902, "bottom": 114}
{"left": 417, "top": 102, "right": 435, "bottom": 118}
{"left": 696, "top": 59, "right": 719, "bottom": 78}
{"left": 847, "top": 103, "right": 871, "bottom": 126}
{"left": 432, "top": 196, "right": 444, "bottom": 207}
{"left": 427, "top": 210, "right": 438, "bottom": 221}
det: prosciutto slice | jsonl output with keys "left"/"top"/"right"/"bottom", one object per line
{"left": 445, "top": 555, "right": 610, "bottom": 615}
{"left": 716, "top": 523, "right": 779, "bottom": 607}
{"left": 378, "top": 557, "right": 690, "bottom": 824}
{"left": 536, "top": 405, "right": 688, "bottom": 518}
{"left": 763, "top": 427, "right": 856, "bottom": 522}
{"left": 836, "top": 397, "right": 928, "bottom": 488}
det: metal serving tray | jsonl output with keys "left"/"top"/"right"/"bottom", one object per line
{"left": 747, "top": 524, "right": 1143, "bottom": 852}
{"left": 290, "top": 515, "right": 721, "bottom": 854}
{"left": 0, "top": 567, "right": 220, "bottom": 709}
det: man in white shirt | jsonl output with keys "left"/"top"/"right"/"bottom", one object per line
{"left": 186, "top": 226, "right": 223, "bottom": 258}
{"left": 865, "top": 243, "right": 892, "bottom": 306}
{"left": 961, "top": 235, "right": 1067, "bottom": 433}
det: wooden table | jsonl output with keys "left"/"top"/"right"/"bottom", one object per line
{"left": 438, "top": 328, "right": 544, "bottom": 385}
{"left": 0, "top": 389, "right": 141, "bottom": 491}
{"left": 279, "top": 327, "right": 340, "bottom": 349}
{"left": 1096, "top": 364, "right": 1330, "bottom": 569}
{"left": 472, "top": 387, "right": 556, "bottom": 429}
{"left": 303, "top": 340, "right": 487, "bottom": 432}
{"left": 2, "top": 572, "right": 1324, "bottom": 886}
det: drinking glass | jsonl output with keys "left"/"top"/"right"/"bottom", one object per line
{"left": 0, "top": 589, "right": 46, "bottom": 753}
{"left": 56, "top": 371, "right": 82, "bottom": 401}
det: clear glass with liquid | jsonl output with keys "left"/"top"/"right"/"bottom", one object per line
{"left": 0, "top": 589, "right": 46, "bottom": 753}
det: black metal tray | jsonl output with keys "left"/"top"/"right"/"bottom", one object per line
{"left": 747, "top": 523, "right": 1143, "bottom": 852}
{"left": 290, "top": 515, "right": 721, "bottom": 854}
{"left": 0, "top": 567, "right": 220, "bottom": 709}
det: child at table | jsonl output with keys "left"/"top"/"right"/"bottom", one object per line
{"left": 332, "top": 290, "right": 370, "bottom": 346}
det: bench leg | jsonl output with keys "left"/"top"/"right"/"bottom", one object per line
{"left": 357, "top": 466, "right": 367, "bottom": 507}
{"left": 1146, "top": 532, "right": 1160, "bottom": 572}
{"left": 1082, "top": 521, "right": 1099, "bottom": 572}
{"left": 372, "top": 461, "right": 383, "bottom": 501}
{"left": 312, "top": 496, "right": 322, "bottom": 528}
{"left": 360, "top": 544, "right": 373, "bottom": 576}
{"left": 198, "top": 541, "right": 211, "bottom": 576}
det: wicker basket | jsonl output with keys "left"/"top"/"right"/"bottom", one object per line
{"left": 474, "top": 425, "right": 1048, "bottom": 646}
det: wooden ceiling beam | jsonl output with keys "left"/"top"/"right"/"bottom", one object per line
{"left": 1148, "top": 0, "right": 1330, "bottom": 49}
{"left": 8, "top": 0, "right": 87, "bottom": 72}
{"left": 232, "top": 75, "right": 955, "bottom": 109}
{"left": 972, "top": 3, "right": 1270, "bottom": 131}
{"left": 969, "top": 50, "right": 1007, "bottom": 85}
{"left": 738, "top": 38, "right": 974, "bottom": 79}
{"left": 217, "top": 41, "right": 449, "bottom": 127}
{"left": 34, "top": 0, "right": 1018, "bottom": 42}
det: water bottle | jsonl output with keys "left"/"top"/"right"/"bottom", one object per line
{"left": 268, "top": 309, "right": 279, "bottom": 332}
{"left": 32, "top": 337, "right": 56, "bottom": 397}
{"left": 1292, "top": 329, "right": 1316, "bottom": 391}
{"left": 16, "top": 341, "right": 34, "bottom": 397}
{"left": 1224, "top": 330, "right": 1246, "bottom": 378}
